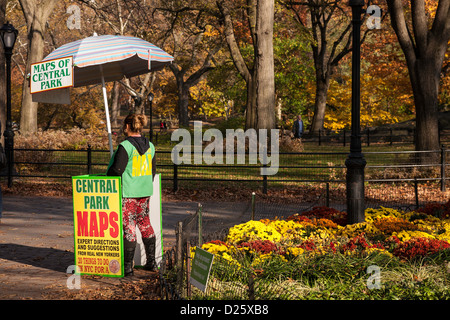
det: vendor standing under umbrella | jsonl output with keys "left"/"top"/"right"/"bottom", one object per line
{"left": 107, "top": 113, "right": 157, "bottom": 276}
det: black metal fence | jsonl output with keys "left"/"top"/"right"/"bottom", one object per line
{"left": 8, "top": 145, "right": 450, "bottom": 194}
{"left": 302, "top": 127, "right": 450, "bottom": 147}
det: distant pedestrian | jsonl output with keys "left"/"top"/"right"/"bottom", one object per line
{"left": 159, "top": 120, "right": 164, "bottom": 132}
{"left": 293, "top": 115, "right": 304, "bottom": 139}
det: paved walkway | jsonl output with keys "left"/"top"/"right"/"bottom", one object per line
{"left": 0, "top": 195, "right": 263, "bottom": 299}
{"left": 0, "top": 193, "right": 313, "bottom": 299}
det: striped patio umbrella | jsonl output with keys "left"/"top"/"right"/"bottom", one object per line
{"left": 42, "top": 34, "right": 174, "bottom": 155}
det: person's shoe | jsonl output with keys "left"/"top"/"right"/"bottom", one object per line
{"left": 142, "top": 237, "right": 158, "bottom": 272}
{"left": 123, "top": 239, "right": 136, "bottom": 276}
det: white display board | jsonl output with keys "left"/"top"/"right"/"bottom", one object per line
{"left": 134, "top": 174, "right": 163, "bottom": 267}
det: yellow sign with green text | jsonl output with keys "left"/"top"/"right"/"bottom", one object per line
{"left": 72, "top": 175, "right": 124, "bottom": 277}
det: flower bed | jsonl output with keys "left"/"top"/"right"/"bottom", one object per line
{"left": 194, "top": 202, "right": 450, "bottom": 299}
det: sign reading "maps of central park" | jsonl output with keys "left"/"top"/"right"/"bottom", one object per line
{"left": 72, "top": 175, "right": 124, "bottom": 277}
{"left": 30, "top": 56, "right": 73, "bottom": 94}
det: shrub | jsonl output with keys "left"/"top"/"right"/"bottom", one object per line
{"left": 392, "top": 238, "right": 450, "bottom": 260}
{"left": 372, "top": 216, "right": 419, "bottom": 235}
{"left": 237, "top": 240, "right": 280, "bottom": 254}
{"left": 15, "top": 128, "right": 118, "bottom": 150}
{"left": 291, "top": 206, "right": 347, "bottom": 226}
{"left": 417, "top": 201, "right": 450, "bottom": 219}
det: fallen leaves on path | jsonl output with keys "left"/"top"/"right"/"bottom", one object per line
{"left": 43, "top": 272, "right": 161, "bottom": 300}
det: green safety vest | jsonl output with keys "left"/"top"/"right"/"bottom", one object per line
{"left": 109, "top": 139, "right": 155, "bottom": 198}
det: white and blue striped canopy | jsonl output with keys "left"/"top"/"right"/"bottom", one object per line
{"left": 43, "top": 35, "right": 173, "bottom": 87}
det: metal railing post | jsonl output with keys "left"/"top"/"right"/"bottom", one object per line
{"left": 262, "top": 164, "right": 268, "bottom": 194}
{"left": 87, "top": 144, "right": 92, "bottom": 174}
{"left": 173, "top": 147, "right": 179, "bottom": 192}
{"left": 326, "top": 182, "right": 330, "bottom": 207}
{"left": 414, "top": 178, "right": 419, "bottom": 209}
{"left": 441, "top": 145, "right": 446, "bottom": 192}
{"left": 173, "top": 162, "right": 178, "bottom": 192}
{"left": 197, "top": 203, "right": 203, "bottom": 247}
{"left": 251, "top": 192, "right": 256, "bottom": 220}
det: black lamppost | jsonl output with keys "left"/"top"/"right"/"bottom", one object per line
{"left": 147, "top": 92, "right": 154, "bottom": 142}
{"left": 0, "top": 22, "right": 18, "bottom": 188}
{"left": 346, "top": 0, "right": 366, "bottom": 224}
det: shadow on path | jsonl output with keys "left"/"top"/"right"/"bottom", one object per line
{"left": 0, "top": 243, "right": 73, "bottom": 273}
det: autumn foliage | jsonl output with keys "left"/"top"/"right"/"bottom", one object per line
{"left": 7, "top": 0, "right": 449, "bottom": 135}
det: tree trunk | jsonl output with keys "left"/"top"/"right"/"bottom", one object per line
{"left": 387, "top": 0, "right": 450, "bottom": 153}
{"left": 178, "top": 82, "right": 189, "bottom": 127}
{"left": 20, "top": 27, "right": 45, "bottom": 133}
{"left": 254, "top": 0, "right": 275, "bottom": 131}
{"left": 19, "top": 0, "right": 59, "bottom": 133}
{"left": 310, "top": 76, "right": 330, "bottom": 134}
{"left": 170, "top": 60, "right": 213, "bottom": 128}
{"left": 245, "top": 77, "right": 257, "bottom": 130}
{"left": 412, "top": 59, "right": 441, "bottom": 153}
{"left": 111, "top": 81, "right": 120, "bottom": 128}
{"left": 219, "top": 0, "right": 256, "bottom": 130}
{"left": 218, "top": 0, "right": 275, "bottom": 131}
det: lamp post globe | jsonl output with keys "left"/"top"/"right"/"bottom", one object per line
{"left": 0, "top": 22, "right": 18, "bottom": 51}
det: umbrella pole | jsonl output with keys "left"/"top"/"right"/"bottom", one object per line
{"left": 100, "top": 66, "right": 114, "bottom": 157}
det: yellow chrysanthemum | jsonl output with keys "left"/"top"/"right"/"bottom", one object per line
{"left": 365, "top": 247, "right": 394, "bottom": 258}
{"left": 226, "top": 220, "right": 282, "bottom": 244}
{"left": 393, "top": 230, "right": 435, "bottom": 242}
{"left": 267, "top": 220, "right": 307, "bottom": 241}
{"left": 286, "top": 247, "right": 305, "bottom": 257}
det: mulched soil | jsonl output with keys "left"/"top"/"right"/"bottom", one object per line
{"left": 42, "top": 270, "right": 161, "bottom": 300}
